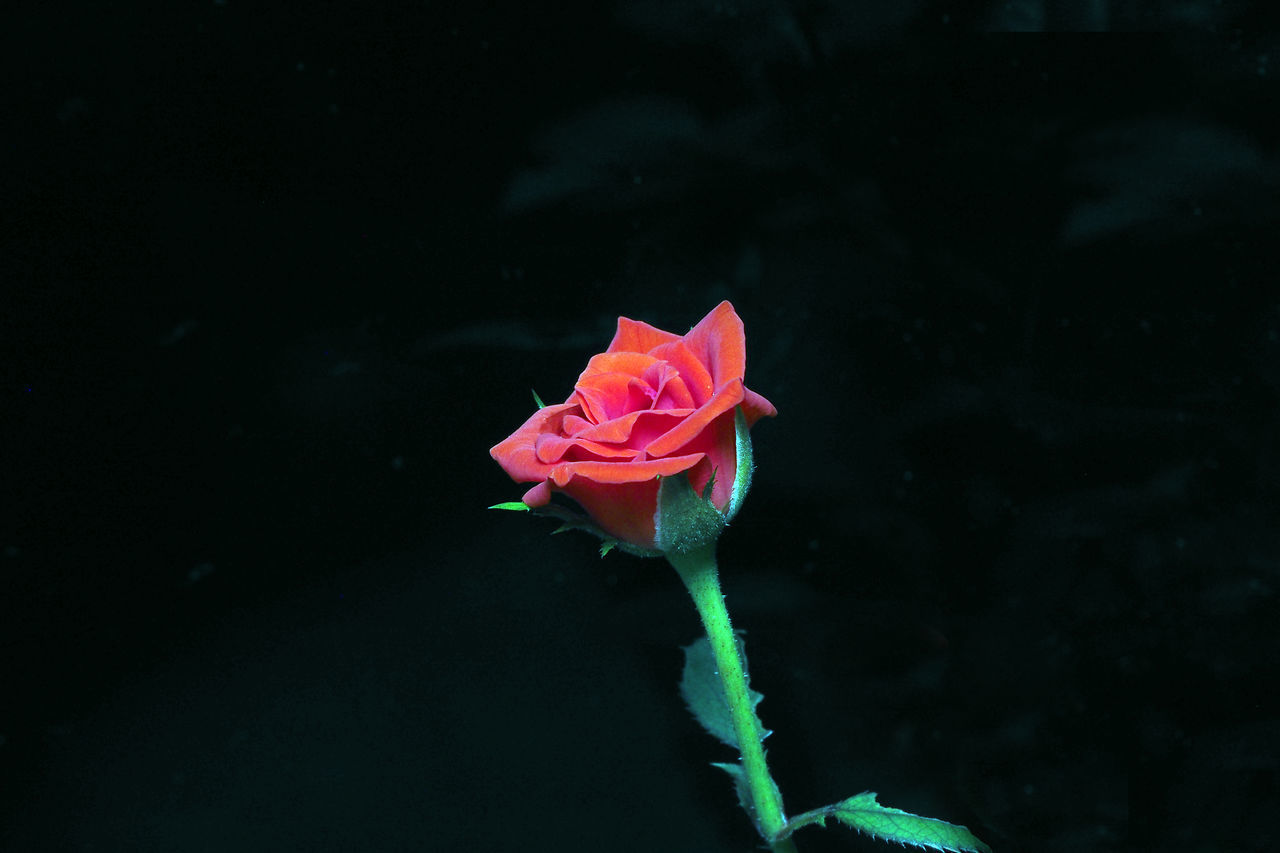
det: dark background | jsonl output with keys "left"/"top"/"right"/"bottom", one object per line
{"left": 4, "top": 2, "right": 1278, "bottom": 851}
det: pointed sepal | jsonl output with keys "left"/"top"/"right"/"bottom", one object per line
{"left": 493, "top": 499, "right": 663, "bottom": 558}
{"left": 725, "top": 407, "right": 755, "bottom": 522}
{"left": 655, "top": 471, "right": 727, "bottom": 557}
{"left": 488, "top": 501, "right": 531, "bottom": 511}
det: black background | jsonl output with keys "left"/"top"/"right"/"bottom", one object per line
{"left": 4, "top": 2, "right": 1278, "bottom": 851}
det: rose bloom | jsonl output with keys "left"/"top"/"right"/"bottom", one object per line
{"left": 490, "top": 301, "right": 776, "bottom": 552}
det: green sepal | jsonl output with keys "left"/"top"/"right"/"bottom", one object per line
{"left": 725, "top": 407, "right": 754, "bottom": 522}
{"left": 782, "top": 791, "right": 992, "bottom": 853}
{"left": 502, "top": 498, "right": 662, "bottom": 558}
{"left": 701, "top": 468, "right": 717, "bottom": 502}
{"left": 655, "top": 471, "right": 727, "bottom": 557}
{"left": 679, "top": 635, "right": 769, "bottom": 749}
{"left": 531, "top": 389, "right": 547, "bottom": 409}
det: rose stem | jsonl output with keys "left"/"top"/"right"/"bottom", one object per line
{"left": 667, "top": 546, "right": 799, "bottom": 853}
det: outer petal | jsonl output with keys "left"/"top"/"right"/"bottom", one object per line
{"left": 558, "top": 477, "right": 662, "bottom": 550}
{"left": 489, "top": 402, "right": 581, "bottom": 482}
{"left": 741, "top": 386, "right": 778, "bottom": 425}
{"left": 548, "top": 453, "right": 703, "bottom": 487}
{"left": 681, "top": 301, "right": 746, "bottom": 389}
{"left": 606, "top": 316, "right": 681, "bottom": 355}
{"left": 578, "top": 350, "right": 660, "bottom": 380}
{"left": 555, "top": 452, "right": 704, "bottom": 548}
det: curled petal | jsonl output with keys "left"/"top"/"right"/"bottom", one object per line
{"left": 489, "top": 402, "right": 581, "bottom": 482}
{"left": 648, "top": 340, "right": 714, "bottom": 407}
{"left": 535, "top": 432, "right": 638, "bottom": 464}
{"left": 644, "top": 379, "right": 744, "bottom": 458}
{"left": 741, "top": 386, "right": 778, "bottom": 425}
{"left": 548, "top": 453, "right": 703, "bottom": 487}
{"left": 572, "top": 408, "right": 690, "bottom": 449}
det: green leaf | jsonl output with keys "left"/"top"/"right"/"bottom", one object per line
{"left": 679, "top": 635, "right": 767, "bottom": 750}
{"left": 531, "top": 389, "right": 547, "bottom": 409}
{"left": 711, "top": 761, "right": 781, "bottom": 839}
{"left": 488, "top": 501, "right": 531, "bottom": 511}
{"left": 711, "top": 762, "right": 753, "bottom": 823}
{"left": 784, "top": 791, "right": 992, "bottom": 853}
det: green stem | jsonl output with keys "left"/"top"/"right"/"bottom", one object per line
{"left": 668, "top": 546, "right": 798, "bottom": 853}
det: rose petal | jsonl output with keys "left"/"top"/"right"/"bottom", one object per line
{"left": 551, "top": 452, "right": 706, "bottom": 549}
{"left": 579, "top": 350, "right": 660, "bottom": 379}
{"left": 573, "top": 408, "right": 690, "bottom": 448}
{"left": 489, "top": 402, "right": 581, "bottom": 482}
{"left": 520, "top": 480, "right": 552, "bottom": 507}
{"left": 648, "top": 340, "right": 714, "bottom": 407}
{"left": 548, "top": 452, "right": 703, "bottom": 487}
{"left": 574, "top": 371, "right": 654, "bottom": 422}
{"left": 644, "top": 379, "right": 744, "bottom": 458}
{"left": 538, "top": 432, "right": 641, "bottom": 464}
{"left": 606, "top": 316, "right": 681, "bottom": 355}
{"left": 557, "top": 477, "right": 662, "bottom": 550}
{"left": 653, "top": 373, "right": 695, "bottom": 410}
{"left": 682, "top": 301, "right": 746, "bottom": 389}
{"left": 741, "top": 386, "right": 778, "bottom": 425}
{"left": 561, "top": 414, "right": 593, "bottom": 435}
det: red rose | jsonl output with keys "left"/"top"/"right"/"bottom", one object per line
{"left": 490, "top": 301, "right": 776, "bottom": 553}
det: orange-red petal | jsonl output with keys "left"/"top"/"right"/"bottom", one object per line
{"left": 606, "top": 316, "right": 681, "bottom": 355}
{"left": 682, "top": 301, "right": 746, "bottom": 389}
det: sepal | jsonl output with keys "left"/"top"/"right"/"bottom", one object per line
{"left": 488, "top": 501, "right": 531, "bottom": 511}
{"left": 655, "top": 472, "right": 727, "bottom": 557}
{"left": 488, "top": 499, "right": 662, "bottom": 558}
{"left": 724, "top": 407, "right": 754, "bottom": 522}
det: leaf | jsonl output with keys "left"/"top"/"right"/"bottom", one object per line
{"left": 488, "top": 501, "right": 531, "bottom": 511}
{"left": 711, "top": 762, "right": 754, "bottom": 827}
{"left": 784, "top": 792, "right": 992, "bottom": 853}
{"left": 709, "top": 761, "right": 781, "bottom": 839}
{"left": 679, "top": 635, "right": 768, "bottom": 750}
{"left": 531, "top": 389, "right": 547, "bottom": 409}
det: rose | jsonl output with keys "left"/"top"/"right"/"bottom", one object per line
{"left": 490, "top": 301, "right": 776, "bottom": 553}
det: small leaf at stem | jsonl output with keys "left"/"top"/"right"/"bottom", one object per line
{"left": 488, "top": 501, "right": 531, "bottom": 511}
{"left": 784, "top": 791, "right": 993, "bottom": 853}
{"left": 679, "top": 635, "right": 767, "bottom": 750}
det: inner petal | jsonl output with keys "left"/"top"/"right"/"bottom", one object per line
{"left": 574, "top": 408, "right": 690, "bottom": 451}
{"left": 648, "top": 341, "right": 714, "bottom": 407}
